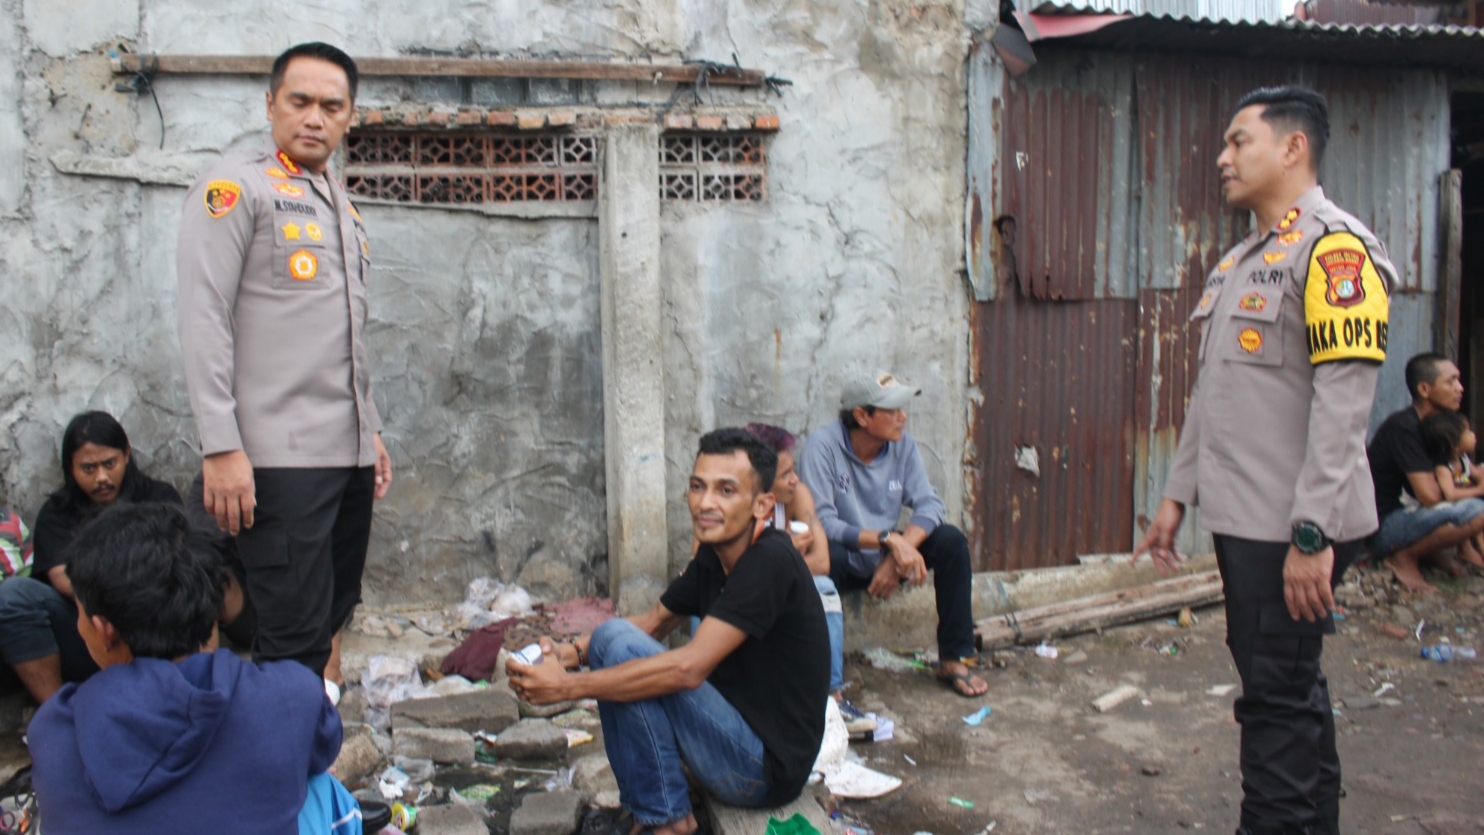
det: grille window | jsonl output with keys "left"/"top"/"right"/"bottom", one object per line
{"left": 660, "top": 133, "right": 767, "bottom": 202}
{"left": 344, "top": 132, "right": 598, "bottom": 204}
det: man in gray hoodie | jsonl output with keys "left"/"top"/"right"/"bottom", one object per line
{"left": 798, "top": 371, "right": 986, "bottom": 697}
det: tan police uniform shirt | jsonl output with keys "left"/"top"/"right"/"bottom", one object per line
{"left": 178, "top": 147, "right": 381, "bottom": 469}
{"left": 1164, "top": 185, "right": 1393, "bottom": 543}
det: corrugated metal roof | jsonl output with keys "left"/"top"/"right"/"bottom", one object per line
{"left": 1306, "top": 0, "right": 1451, "bottom": 27}
{"left": 1034, "top": 12, "right": 1484, "bottom": 71}
{"left": 1025, "top": 0, "right": 1289, "bottom": 24}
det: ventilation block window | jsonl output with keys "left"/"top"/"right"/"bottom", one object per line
{"left": 344, "top": 132, "right": 598, "bottom": 204}
{"left": 659, "top": 133, "right": 767, "bottom": 202}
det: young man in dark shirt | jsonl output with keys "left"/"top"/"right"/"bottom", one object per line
{"left": 0, "top": 412, "right": 182, "bottom": 703}
{"left": 1367, "top": 353, "right": 1484, "bottom": 592}
{"left": 509, "top": 428, "right": 829, "bottom": 835}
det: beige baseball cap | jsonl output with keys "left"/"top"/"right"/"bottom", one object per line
{"left": 840, "top": 370, "right": 920, "bottom": 411}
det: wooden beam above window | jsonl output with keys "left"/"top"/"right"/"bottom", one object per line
{"left": 111, "top": 54, "right": 769, "bottom": 86}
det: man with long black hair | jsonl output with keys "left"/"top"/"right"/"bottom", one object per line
{"left": 0, "top": 412, "right": 180, "bottom": 703}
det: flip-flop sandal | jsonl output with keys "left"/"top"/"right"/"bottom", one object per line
{"left": 937, "top": 670, "right": 987, "bottom": 698}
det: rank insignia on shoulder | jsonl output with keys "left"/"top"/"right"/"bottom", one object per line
{"left": 1276, "top": 207, "right": 1301, "bottom": 231}
{"left": 1263, "top": 251, "right": 1287, "bottom": 265}
{"left": 264, "top": 167, "right": 289, "bottom": 179}
{"left": 1217, "top": 256, "right": 1235, "bottom": 273}
{"left": 1238, "top": 328, "right": 1263, "bottom": 354}
{"left": 1278, "top": 230, "right": 1304, "bottom": 246}
{"left": 203, "top": 180, "right": 242, "bottom": 219}
{"left": 275, "top": 150, "right": 302, "bottom": 175}
{"left": 274, "top": 183, "right": 306, "bottom": 197}
{"left": 1238, "top": 292, "right": 1267, "bottom": 312}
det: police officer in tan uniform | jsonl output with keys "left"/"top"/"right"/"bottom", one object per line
{"left": 177, "top": 43, "right": 391, "bottom": 678}
{"left": 1136, "top": 87, "right": 1392, "bottom": 835}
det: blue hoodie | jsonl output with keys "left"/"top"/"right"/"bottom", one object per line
{"left": 30, "top": 649, "right": 341, "bottom": 835}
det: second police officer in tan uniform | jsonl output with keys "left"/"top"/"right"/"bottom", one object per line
{"left": 1137, "top": 87, "right": 1392, "bottom": 835}
{"left": 177, "top": 43, "right": 391, "bottom": 683}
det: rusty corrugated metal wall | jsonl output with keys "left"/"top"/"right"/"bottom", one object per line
{"left": 966, "top": 44, "right": 1450, "bottom": 571}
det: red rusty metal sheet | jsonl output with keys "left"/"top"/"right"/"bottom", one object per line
{"left": 970, "top": 291, "right": 1137, "bottom": 571}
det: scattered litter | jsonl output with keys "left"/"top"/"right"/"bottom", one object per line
{"left": 862, "top": 647, "right": 927, "bottom": 674}
{"left": 430, "top": 674, "right": 478, "bottom": 696}
{"left": 512, "top": 779, "right": 531, "bottom": 790}
{"left": 949, "top": 797, "right": 975, "bottom": 808}
{"left": 1206, "top": 684, "right": 1238, "bottom": 697}
{"left": 1177, "top": 607, "right": 1194, "bottom": 628}
{"left": 363, "top": 655, "right": 434, "bottom": 709}
{"left": 1421, "top": 645, "right": 1477, "bottom": 662}
{"left": 410, "top": 613, "right": 447, "bottom": 636}
{"left": 1140, "top": 699, "right": 1153, "bottom": 706}
{"left": 1092, "top": 684, "right": 1140, "bottom": 713}
{"left": 1034, "top": 643, "right": 1059, "bottom": 660}
{"left": 392, "top": 756, "right": 435, "bottom": 783}
{"left": 543, "top": 766, "right": 574, "bottom": 792}
{"left": 1415, "top": 619, "right": 1426, "bottom": 642}
{"left": 1332, "top": 613, "right": 1347, "bottom": 622}
{"left": 377, "top": 766, "right": 410, "bottom": 800}
{"left": 1023, "top": 788, "right": 1059, "bottom": 805}
{"left": 903, "top": 754, "right": 916, "bottom": 766}
{"left": 962, "top": 706, "right": 993, "bottom": 726}
{"left": 1373, "top": 682, "right": 1397, "bottom": 698}
{"left": 981, "top": 823, "right": 998, "bottom": 834}
{"left": 390, "top": 801, "right": 417, "bottom": 831}
{"left": 563, "top": 729, "right": 594, "bottom": 747}
{"left": 870, "top": 716, "right": 894, "bottom": 742}
{"left": 450, "top": 784, "right": 500, "bottom": 805}
{"left": 825, "top": 762, "right": 902, "bottom": 798}
{"left": 1061, "top": 650, "right": 1088, "bottom": 665}
{"left": 766, "top": 813, "right": 823, "bottom": 835}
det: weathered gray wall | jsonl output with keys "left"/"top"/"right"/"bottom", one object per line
{"left": 0, "top": 0, "right": 972, "bottom": 604}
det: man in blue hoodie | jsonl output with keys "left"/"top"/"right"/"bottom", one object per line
{"left": 28, "top": 503, "right": 343, "bottom": 835}
{"left": 798, "top": 370, "right": 987, "bottom": 697}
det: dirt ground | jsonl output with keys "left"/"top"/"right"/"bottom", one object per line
{"left": 825, "top": 563, "right": 1484, "bottom": 835}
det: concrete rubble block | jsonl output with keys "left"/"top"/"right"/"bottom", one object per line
{"left": 330, "top": 733, "right": 383, "bottom": 788}
{"left": 392, "top": 727, "right": 476, "bottom": 765}
{"left": 594, "top": 789, "right": 621, "bottom": 809}
{"left": 491, "top": 718, "right": 568, "bottom": 761}
{"left": 510, "top": 790, "right": 585, "bottom": 835}
{"left": 391, "top": 689, "right": 520, "bottom": 734}
{"left": 417, "top": 802, "right": 488, "bottom": 835}
{"left": 519, "top": 698, "right": 576, "bottom": 719}
{"left": 337, "top": 687, "right": 368, "bottom": 726}
{"left": 571, "top": 752, "right": 617, "bottom": 797}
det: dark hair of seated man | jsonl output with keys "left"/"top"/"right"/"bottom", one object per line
{"left": 47, "top": 411, "right": 148, "bottom": 516}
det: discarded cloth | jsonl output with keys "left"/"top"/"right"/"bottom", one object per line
{"left": 439, "top": 617, "right": 519, "bottom": 682}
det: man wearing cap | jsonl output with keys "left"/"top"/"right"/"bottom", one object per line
{"left": 797, "top": 371, "right": 986, "bottom": 697}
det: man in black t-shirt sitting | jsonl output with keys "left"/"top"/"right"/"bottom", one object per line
{"left": 1367, "top": 353, "right": 1484, "bottom": 592}
{"left": 509, "top": 428, "right": 828, "bottom": 835}
{"left": 0, "top": 412, "right": 183, "bottom": 704}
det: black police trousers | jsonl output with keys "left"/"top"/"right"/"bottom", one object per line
{"left": 1215, "top": 535, "right": 1361, "bottom": 835}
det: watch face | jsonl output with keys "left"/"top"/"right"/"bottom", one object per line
{"left": 1294, "top": 525, "right": 1323, "bottom": 552}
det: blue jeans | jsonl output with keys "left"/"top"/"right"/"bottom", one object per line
{"left": 590, "top": 619, "right": 770, "bottom": 827}
{"left": 1370, "top": 498, "right": 1484, "bottom": 556}
{"left": 813, "top": 576, "right": 844, "bottom": 693}
{"left": 0, "top": 576, "right": 99, "bottom": 682}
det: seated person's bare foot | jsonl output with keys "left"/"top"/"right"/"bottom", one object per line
{"left": 1461, "top": 539, "right": 1484, "bottom": 571}
{"left": 938, "top": 659, "right": 988, "bottom": 697}
{"left": 647, "top": 813, "right": 699, "bottom": 835}
{"left": 1385, "top": 553, "right": 1438, "bottom": 594}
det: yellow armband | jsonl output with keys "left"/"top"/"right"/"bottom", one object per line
{"left": 1304, "top": 231, "right": 1389, "bottom": 365}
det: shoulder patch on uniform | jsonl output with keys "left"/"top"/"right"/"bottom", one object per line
{"left": 1278, "top": 230, "right": 1303, "bottom": 246}
{"left": 1305, "top": 230, "right": 1389, "bottom": 366}
{"left": 203, "top": 180, "right": 242, "bottom": 219}
{"left": 1217, "top": 255, "right": 1235, "bottom": 272}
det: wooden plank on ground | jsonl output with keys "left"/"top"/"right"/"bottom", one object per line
{"left": 975, "top": 569, "right": 1223, "bottom": 650}
{"left": 703, "top": 791, "right": 832, "bottom": 835}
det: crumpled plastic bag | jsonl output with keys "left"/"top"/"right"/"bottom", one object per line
{"left": 362, "top": 655, "right": 434, "bottom": 709}
{"left": 767, "top": 813, "right": 822, "bottom": 835}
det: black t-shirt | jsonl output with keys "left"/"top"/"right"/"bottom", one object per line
{"left": 1367, "top": 407, "right": 1432, "bottom": 520}
{"left": 660, "top": 528, "right": 829, "bottom": 806}
{"left": 31, "top": 475, "right": 182, "bottom": 587}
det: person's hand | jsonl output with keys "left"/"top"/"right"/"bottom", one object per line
{"left": 1133, "top": 498, "right": 1185, "bottom": 576}
{"left": 506, "top": 638, "right": 571, "bottom": 704}
{"left": 202, "top": 450, "right": 255, "bottom": 535}
{"left": 867, "top": 556, "right": 903, "bottom": 600}
{"left": 789, "top": 525, "right": 814, "bottom": 556}
{"left": 546, "top": 636, "right": 582, "bottom": 670}
{"left": 1283, "top": 544, "right": 1335, "bottom": 622}
{"left": 373, "top": 433, "right": 393, "bottom": 500}
{"left": 888, "top": 539, "right": 928, "bottom": 587}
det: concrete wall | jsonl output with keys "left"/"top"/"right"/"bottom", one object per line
{"left": 0, "top": 0, "right": 972, "bottom": 605}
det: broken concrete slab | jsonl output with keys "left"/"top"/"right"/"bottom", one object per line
{"left": 336, "top": 687, "right": 367, "bottom": 726}
{"left": 391, "top": 689, "right": 520, "bottom": 734}
{"left": 572, "top": 752, "right": 618, "bottom": 797}
{"left": 703, "top": 790, "right": 831, "bottom": 835}
{"left": 417, "top": 802, "right": 488, "bottom": 835}
{"left": 331, "top": 733, "right": 384, "bottom": 788}
{"left": 392, "top": 727, "right": 476, "bottom": 765}
{"left": 510, "top": 789, "right": 585, "bottom": 835}
{"left": 493, "top": 718, "right": 568, "bottom": 761}
{"left": 519, "top": 698, "right": 577, "bottom": 719}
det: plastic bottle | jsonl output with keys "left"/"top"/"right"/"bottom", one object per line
{"left": 1421, "top": 645, "right": 1477, "bottom": 662}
